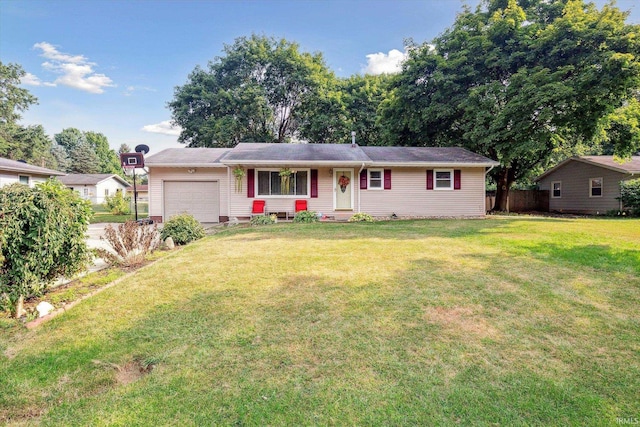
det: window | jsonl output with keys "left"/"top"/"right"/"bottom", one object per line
{"left": 434, "top": 169, "right": 453, "bottom": 190}
{"left": 257, "top": 169, "right": 309, "bottom": 197}
{"left": 368, "top": 169, "right": 383, "bottom": 189}
{"left": 552, "top": 181, "right": 561, "bottom": 198}
{"left": 18, "top": 175, "right": 29, "bottom": 185}
{"left": 105, "top": 189, "right": 110, "bottom": 196}
{"left": 590, "top": 177, "right": 603, "bottom": 197}
{"left": 83, "top": 188, "right": 89, "bottom": 196}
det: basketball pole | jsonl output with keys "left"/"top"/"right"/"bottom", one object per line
{"left": 133, "top": 167, "right": 138, "bottom": 222}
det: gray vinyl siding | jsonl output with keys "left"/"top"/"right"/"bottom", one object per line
{"left": 148, "top": 167, "right": 229, "bottom": 221}
{"left": 538, "top": 161, "right": 629, "bottom": 214}
{"left": 227, "top": 166, "right": 487, "bottom": 219}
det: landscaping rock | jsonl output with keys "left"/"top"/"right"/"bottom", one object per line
{"left": 36, "top": 301, "right": 55, "bottom": 318}
{"left": 163, "top": 237, "right": 175, "bottom": 250}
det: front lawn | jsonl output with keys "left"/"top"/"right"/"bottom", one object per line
{"left": 1, "top": 218, "right": 639, "bottom": 425}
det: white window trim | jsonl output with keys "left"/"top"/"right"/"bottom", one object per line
{"left": 368, "top": 168, "right": 384, "bottom": 190}
{"left": 589, "top": 177, "right": 603, "bottom": 198}
{"left": 551, "top": 181, "right": 562, "bottom": 198}
{"left": 434, "top": 169, "right": 454, "bottom": 190}
{"left": 255, "top": 168, "right": 311, "bottom": 198}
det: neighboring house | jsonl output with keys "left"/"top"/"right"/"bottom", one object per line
{"left": 126, "top": 184, "right": 149, "bottom": 201}
{"left": 536, "top": 156, "right": 640, "bottom": 214}
{"left": 0, "top": 157, "right": 65, "bottom": 188}
{"left": 146, "top": 143, "right": 498, "bottom": 223}
{"left": 58, "top": 174, "right": 130, "bottom": 204}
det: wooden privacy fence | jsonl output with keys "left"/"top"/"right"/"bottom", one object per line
{"left": 486, "top": 190, "right": 549, "bottom": 212}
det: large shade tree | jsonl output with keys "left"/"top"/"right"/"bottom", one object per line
{"left": 0, "top": 62, "right": 56, "bottom": 167}
{"left": 169, "top": 35, "right": 335, "bottom": 147}
{"left": 380, "top": 0, "right": 640, "bottom": 210}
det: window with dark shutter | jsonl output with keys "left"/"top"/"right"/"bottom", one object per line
{"left": 384, "top": 169, "right": 391, "bottom": 190}
{"left": 247, "top": 169, "right": 255, "bottom": 198}
{"left": 311, "top": 169, "right": 318, "bottom": 198}
{"left": 360, "top": 169, "right": 368, "bottom": 189}
{"left": 454, "top": 170, "right": 461, "bottom": 190}
{"left": 426, "top": 170, "right": 434, "bottom": 190}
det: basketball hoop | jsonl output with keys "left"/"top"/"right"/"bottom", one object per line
{"left": 122, "top": 165, "right": 136, "bottom": 177}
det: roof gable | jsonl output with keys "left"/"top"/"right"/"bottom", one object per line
{"left": 58, "top": 174, "right": 129, "bottom": 186}
{"left": 536, "top": 156, "right": 640, "bottom": 181}
{"left": 145, "top": 148, "right": 231, "bottom": 166}
{"left": 0, "top": 157, "right": 65, "bottom": 176}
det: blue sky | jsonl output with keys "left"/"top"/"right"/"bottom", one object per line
{"left": 2, "top": 0, "right": 639, "bottom": 155}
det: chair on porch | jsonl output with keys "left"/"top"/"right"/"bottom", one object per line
{"left": 295, "top": 200, "right": 307, "bottom": 213}
{"left": 251, "top": 199, "right": 266, "bottom": 217}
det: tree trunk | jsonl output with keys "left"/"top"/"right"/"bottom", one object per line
{"left": 493, "top": 167, "right": 514, "bottom": 212}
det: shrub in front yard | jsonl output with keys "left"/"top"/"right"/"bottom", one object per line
{"left": 293, "top": 211, "right": 318, "bottom": 223}
{"left": 250, "top": 214, "right": 277, "bottom": 226}
{"left": 348, "top": 212, "right": 375, "bottom": 222}
{"left": 160, "top": 214, "right": 205, "bottom": 245}
{"left": 0, "top": 180, "right": 92, "bottom": 317}
{"left": 620, "top": 179, "right": 640, "bottom": 215}
{"left": 102, "top": 191, "right": 131, "bottom": 215}
{"left": 97, "top": 221, "right": 160, "bottom": 267}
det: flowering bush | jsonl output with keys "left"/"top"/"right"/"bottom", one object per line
{"left": 293, "top": 210, "right": 319, "bottom": 223}
{"left": 348, "top": 213, "right": 375, "bottom": 222}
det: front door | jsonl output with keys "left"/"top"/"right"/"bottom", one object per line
{"left": 334, "top": 169, "right": 353, "bottom": 210}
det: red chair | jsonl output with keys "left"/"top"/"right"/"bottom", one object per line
{"left": 295, "top": 199, "right": 307, "bottom": 212}
{"left": 251, "top": 200, "right": 266, "bottom": 216}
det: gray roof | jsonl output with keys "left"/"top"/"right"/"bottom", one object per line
{"left": 58, "top": 174, "right": 129, "bottom": 186}
{"left": 536, "top": 155, "right": 640, "bottom": 181}
{"left": 221, "top": 143, "right": 371, "bottom": 164}
{"left": 0, "top": 157, "right": 65, "bottom": 176}
{"left": 361, "top": 146, "right": 498, "bottom": 165}
{"left": 145, "top": 148, "right": 231, "bottom": 167}
{"left": 146, "top": 143, "right": 499, "bottom": 168}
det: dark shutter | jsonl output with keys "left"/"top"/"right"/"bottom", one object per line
{"left": 247, "top": 168, "right": 255, "bottom": 198}
{"left": 384, "top": 169, "right": 392, "bottom": 190}
{"left": 454, "top": 169, "right": 461, "bottom": 190}
{"left": 360, "top": 169, "right": 368, "bottom": 189}
{"left": 426, "top": 170, "right": 434, "bottom": 190}
{"left": 311, "top": 169, "right": 318, "bottom": 198}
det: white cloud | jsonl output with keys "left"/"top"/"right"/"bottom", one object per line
{"left": 141, "top": 120, "right": 182, "bottom": 136}
{"left": 123, "top": 85, "right": 156, "bottom": 96}
{"left": 363, "top": 49, "right": 407, "bottom": 75}
{"left": 33, "top": 42, "right": 115, "bottom": 94}
{"left": 21, "top": 72, "right": 56, "bottom": 87}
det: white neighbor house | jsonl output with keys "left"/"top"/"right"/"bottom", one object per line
{"left": 58, "top": 174, "right": 130, "bottom": 204}
{"left": 146, "top": 143, "right": 499, "bottom": 223}
{"left": 0, "top": 157, "right": 65, "bottom": 188}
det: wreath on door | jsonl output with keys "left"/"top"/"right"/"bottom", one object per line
{"left": 338, "top": 174, "right": 350, "bottom": 193}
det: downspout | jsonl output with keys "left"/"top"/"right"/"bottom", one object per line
{"left": 227, "top": 166, "right": 231, "bottom": 222}
{"left": 484, "top": 165, "right": 496, "bottom": 213}
{"left": 358, "top": 162, "right": 366, "bottom": 213}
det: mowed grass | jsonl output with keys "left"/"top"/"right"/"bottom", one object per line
{"left": 1, "top": 217, "right": 639, "bottom": 425}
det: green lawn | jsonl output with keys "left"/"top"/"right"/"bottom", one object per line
{"left": 1, "top": 218, "right": 639, "bottom": 425}
{"left": 90, "top": 203, "right": 149, "bottom": 224}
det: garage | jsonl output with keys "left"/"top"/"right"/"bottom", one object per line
{"left": 163, "top": 181, "right": 220, "bottom": 223}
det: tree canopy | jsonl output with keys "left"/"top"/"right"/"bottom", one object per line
{"left": 169, "top": 35, "right": 335, "bottom": 147}
{"left": 379, "top": 0, "right": 640, "bottom": 210}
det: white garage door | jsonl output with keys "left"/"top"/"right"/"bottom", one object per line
{"left": 164, "top": 181, "right": 219, "bottom": 223}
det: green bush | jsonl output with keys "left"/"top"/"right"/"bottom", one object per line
{"left": 103, "top": 191, "right": 131, "bottom": 215}
{"left": 293, "top": 210, "right": 318, "bottom": 223}
{"left": 348, "top": 212, "right": 375, "bottom": 222}
{"left": 250, "top": 214, "right": 277, "bottom": 226}
{"left": 620, "top": 179, "right": 640, "bottom": 214}
{"left": 0, "top": 180, "right": 92, "bottom": 317}
{"left": 160, "top": 214, "right": 205, "bottom": 245}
